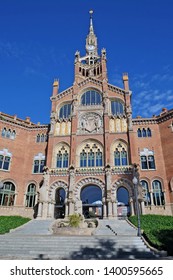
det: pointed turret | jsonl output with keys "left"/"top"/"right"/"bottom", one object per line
{"left": 86, "top": 10, "right": 98, "bottom": 57}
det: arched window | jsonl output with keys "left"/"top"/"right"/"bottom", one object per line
{"left": 36, "top": 134, "right": 40, "bottom": 143}
{"left": 113, "top": 142, "right": 128, "bottom": 166}
{"left": 56, "top": 149, "right": 69, "bottom": 168}
{"left": 114, "top": 149, "right": 120, "bottom": 166}
{"left": 137, "top": 128, "right": 142, "bottom": 137}
{"left": 147, "top": 128, "right": 152, "bottom": 137}
{"left": 142, "top": 128, "right": 147, "bottom": 137}
{"left": 79, "top": 143, "right": 103, "bottom": 167}
{"left": 59, "top": 104, "right": 71, "bottom": 119}
{"left": 41, "top": 134, "right": 45, "bottom": 142}
{"left": 26, "top": 183, "right": 36, "bottom": 208}
{"left": 152, "top": 180, "right": 164, "bottom": 206}
{"left": 141, "top": 180, "right": 151, "bottom": 206}
{"left": 11, "top": 130, "right": 16, "bottom": 139}
{"left": 96, "top": 150, "right": 103, "bottom": 167}
{"left": 148, "top": 155, "right": 155, "bottom": 169}
{"left": 80, "top": 150, "right": 87, "bottom": 167}
{"left": 81, "top": 90, "right": 102, "bottom": 106}
{"left": 6, "top": 129, "right": 11, "bottom": 138}
{"left": 0, "top": 182, "right": 15, "bottom": 206}
{"left": 111, "top": 100, "right": 124, "bottom": 115}
{"left": 88, "top": 150, "right": 95, "bottom": 167}
{"left": 1, "top": 128, "right": 6, "bottom": 137}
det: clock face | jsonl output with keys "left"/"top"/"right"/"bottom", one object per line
{"left": 87, "top": 44, "right": 95, "bottom": 51}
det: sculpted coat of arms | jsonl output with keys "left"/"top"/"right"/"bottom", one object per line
{"left": 79, "top": 112, "right": 103, "bottom": 133}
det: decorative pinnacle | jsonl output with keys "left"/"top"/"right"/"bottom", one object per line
{"left": 89, "top": 10, "right": 93, "bottom": 16}
{"left": 89, "top": 10, "right": 94, "bottom": 33}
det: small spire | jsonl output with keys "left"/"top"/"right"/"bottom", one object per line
{"left": 89, "top": 10, "right": 94, "bottom": 34}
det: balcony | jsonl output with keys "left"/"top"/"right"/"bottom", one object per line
{"left": 75, "top": 167, "right": 105, "bottom": 176}
{"left": 49, "top": 168, "right": 68, "bottom": 176}
{"left": 111, "top": 165, "right": 133, "bottom": 174}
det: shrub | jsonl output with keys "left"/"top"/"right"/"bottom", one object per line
{"left": 68, "top": 214, "right": 82, "bottom": 228}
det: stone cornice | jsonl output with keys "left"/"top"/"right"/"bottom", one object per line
{"left": 132, "top": 118, "right": 157, "bottom": 125}
{"left": 78, "top": 77, "right": 103, "bottom": 88}
{"left": 0, "top": 113, "right": 49, "bottom": 131}
{"left": 50, "top": 86, "right": 74, "bottom": 101}
{"left": 108, "top": 83, "right": 126, "bottom": 95}
{"left": 132, "top": 109, "right": 173, "bottom": 125}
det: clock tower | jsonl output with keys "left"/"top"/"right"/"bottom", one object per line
{"left": 74, "top": 10, "right": 107, "bottom": 83}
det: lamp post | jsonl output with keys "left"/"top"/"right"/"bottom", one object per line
{"left": 132, "top": 176, "right": 141, "bottom": 237}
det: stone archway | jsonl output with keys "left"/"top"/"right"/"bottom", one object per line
{"left": 81, "top": 185, "right": 103, "bottom": 218}
{"left": 112, "top": 178, "right": 134, "bottom": 217}
{"left": 48, "top": 181, "right": 68, "bottom": 219}
{"left": 72, "top": 177, "right": 106, "bottom": 218}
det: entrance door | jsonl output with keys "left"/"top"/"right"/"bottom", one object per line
{"left": 117, "top": 187, "right": 130, "bottom": 217}
{"left": 54, "top": 188, "right": 65, "bottom": 219}
{"left": 81, "top": 185, "right": 102, "bottom": 218}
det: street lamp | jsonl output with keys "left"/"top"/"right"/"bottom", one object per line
{"left": 132, "top": 176, "right": 141, "bottom": 237}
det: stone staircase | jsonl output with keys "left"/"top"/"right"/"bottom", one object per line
{"left": 0, "top": 218, "right": 158, "bottom": 260}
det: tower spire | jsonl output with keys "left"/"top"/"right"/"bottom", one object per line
{"left": 86, "top": 10, "right": 98, "bottom": 57}
{"left": 89, "top": 10, "right": 94, "bottom": 34}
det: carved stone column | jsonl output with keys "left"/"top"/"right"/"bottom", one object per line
{"left": 50, "top": 112, "right": 56, "bottom": 134}
{"left": 130, "top": 197, "right": 134, "bottom": 216}
{"left": 37, "top": 169, "right": 50, "bottom": 219}
{"left": 37, "top": 202, "right": 43, "bottom": 218}
{"left": 102, "top": 197, "right": 107, "bottom": 219}
{"left": 112, "top": 199, "right": 117, "bottom": 218}
{"left": 141, "top": 201, "right": 145, "bottom": 214}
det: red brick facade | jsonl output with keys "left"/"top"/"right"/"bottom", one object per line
{"left": 0, "top": 12, "right": 173, "bottom": 218}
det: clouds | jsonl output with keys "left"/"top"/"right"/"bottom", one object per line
{"left": 131, "top": 68, "right": 173, "bottom": 118}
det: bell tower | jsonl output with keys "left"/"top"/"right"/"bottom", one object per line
{"left": 74, "top": 10, "right": 107, "bottom": 84}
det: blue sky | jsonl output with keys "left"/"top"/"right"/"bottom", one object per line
{"left": 0, "top": 0, "right": 173, "bottom": 124}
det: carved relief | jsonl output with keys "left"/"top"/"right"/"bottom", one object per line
{"left": 55, "top": 120, "right": 71, "bottom": 136}
{"left": 109, "top": 117, "right": 127, "bottom": 133}
{"left": 78, "top": 112, "right": 103, "bottom": 134}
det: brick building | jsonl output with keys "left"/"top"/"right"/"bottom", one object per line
{"left": 0, "top": 11, "right": 173, "bottom": 219}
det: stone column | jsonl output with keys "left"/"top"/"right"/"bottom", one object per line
{"left": 37, "top": 202, "right": 43, "bottom": 218}
{"left": 65, "top": 198, "right": 69, "bottom": 217}
{"left": 68, "top": 199, "right": 75, "bottom": 215}
{"left": 107, "top": 200, "right": 113, "bottom": 218}
{"left": 47, "top": 202, "right": 53, "bottom": 218}
{"left": 150, "top": 191, "right": 154, "bottom": 205}
{"left": 141, "top": 201, "right": 145, "bottom": 214}
{"left": 112, "top": 200, "right": 117, "bottom": 218}
{"left": 102, "top": 197, "right": 107, "bottom": 219}
{"left": 130, "top": 198, "right": 134, "bottom": 216}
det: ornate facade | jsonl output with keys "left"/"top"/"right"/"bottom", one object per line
{"left": 0, "top": 11, "right": 173, "bottom": 219}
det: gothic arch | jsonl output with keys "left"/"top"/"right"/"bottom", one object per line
{"left": 110, "top": 139, "right": 129, "bottom": 167}
{"left": 74, "top": 177, "right": 105, "bottom": 201}
{"left": 79, "top": 86, "right": 102, "bottom": 98}
{"left": 111, "top": 178, "right": 133, "bottom": 198}
{"left": 151, "top": 176, "right": 164, "bottom": 191}
{"left": 48, "top": 180, "right": 68, "bottom": 201}
{"left": 52, "top": 142, "right": 70, "bottom": 168}
{"left": 76, "top": 138, "right": 104, "bottom": 167}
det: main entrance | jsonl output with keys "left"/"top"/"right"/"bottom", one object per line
{"left": 80, "top": 185, "right": 102, "bottom": 218}
{"left": 117, "top": 187, "right": 130, "bottom": 217}
{"left": 54, "top": 188, "right": 65, "bottom": 219}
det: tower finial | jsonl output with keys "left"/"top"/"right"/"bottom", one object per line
{"left": 89, "top": 10, "right": 94, "bottom": 33}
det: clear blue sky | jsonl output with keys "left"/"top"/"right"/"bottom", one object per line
{"left": 0, "top": 0, "right": 173, "bottom": 124}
